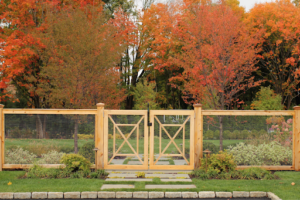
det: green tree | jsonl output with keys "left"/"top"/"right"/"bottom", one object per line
{"left": 132, "top": 79, "right": 158, "bottom": 110}
{"left": 251, "top": 87, "right": 284, "bottom": 110}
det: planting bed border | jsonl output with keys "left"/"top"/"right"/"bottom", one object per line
{"left": 0, "top": 191, "right": 281, "bottom": 200}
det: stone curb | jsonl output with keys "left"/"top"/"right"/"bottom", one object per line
{"left": 0, "top": 191, "right": 279, "bottom": 199}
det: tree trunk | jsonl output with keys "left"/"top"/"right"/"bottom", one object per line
{"left": 36, "top": 115, "right": 44, "bottom": 139}
{"left": 74, "top": 115, "right": 79, "bottom": 154}
{"left": 218, "top": 116, "right": 223, "bottom": 151}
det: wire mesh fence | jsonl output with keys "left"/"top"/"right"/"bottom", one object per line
{"left": 4, "top": 114, "right": 95, "bottom": 164}
{"left": 203, "top": 115, "right": 293, "bottom": 166}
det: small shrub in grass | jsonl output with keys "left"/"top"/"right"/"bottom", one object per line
{"left": 60, "top": 154, "right": 91, "bottom": 172}
{"left": 136, "top": 172, "right": 145, "bottom": 178}
{"left": 5, "top": 147, "right": 37, "bottom": 164}
{"left": 37, "top": 151, "right": 65, "bottom": 164}
{"left": 200, "top": 151, "right": 236, "bottom": 174}
{"left": 239, "top": 167, "right": 276, "bottom": 180}
{"left": 79, "top": 141, "right": 95, "bottom": 163}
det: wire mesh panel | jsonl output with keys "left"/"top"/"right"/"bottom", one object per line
{"left": 4, "top": 114, "right": 95, "bottom": 165}
{"left": 103, "top": 110, "right": 148, "bottom": 170}
{"left": 203, "top": 115, "right": 293, "bottom": 166}
{"left": 150, "top": 110, "right": 194, "bottom": 170}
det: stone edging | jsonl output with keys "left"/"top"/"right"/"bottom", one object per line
{"left": 0, "top": 191, "right": 281, "bottom": 199}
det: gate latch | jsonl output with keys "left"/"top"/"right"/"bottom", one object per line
{"left": 148, "top": 103, "right": 152, "bottom": 126}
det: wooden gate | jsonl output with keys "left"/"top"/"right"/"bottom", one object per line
{"left": 149, "top": 110, "right": 194, "bottom": 170}
{"left": 103, "top": 110, "right": 148, "bottom": 170}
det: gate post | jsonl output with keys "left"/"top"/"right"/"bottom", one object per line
{"left": 294, "top": 106, "right": 300, "bottom": 171}
{"left": 194, "top": 104, "right": 202, "bottom": 169}
{"left": 0, "top": 104, "right": 4, "bottom": 171}
{"left": 96, "top": 103, "right": 105, "bottom": 169}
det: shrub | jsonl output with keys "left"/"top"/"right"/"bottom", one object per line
{"left": 23, "top": 142, "right": 61, "bottom": 157}
{"left": 203, "top": 141, "right": 218, "bottom": 154}
{"left": 227, "top": 141, "right": 292, "bottom": 165}
{"left": 90, "top": 169, "right": 108, "bottom": 178}
{"left": 200, "top": 151, "right": 236, "bottom": 174}
{"left": 60, "top": 154, "right": 91, "bottom": 172}
{"left": 223, "top": 130, "right": 231, "bottom": 139}
{"left": 241, "top": 130, "right": 249, "bottom": 139}
{"left": 37, "top": 151, "right": 65, "bottom": 164}
{"left": 79, "top": 141, "right": 95, "bottom": 163}
{"left": 232, "top": 130, "right": 240, "bottom": 139}
{"left": 60, "top": 146, "right": 74, "bottom": 153}
{"left": 205, "top": 130, "right": 214, "bottom": 139}
{"left": 5, "top": 147, "right": 37, "bottom": 164}
{"left": 191, "top": 167, "right": 276, "bottom": 180}
{"left": 108, "top": 134, "right": 113, "bottom": 139}
{"left": 77, "top": 134, "right": 94, "bottom": 139}
{"left": 214, "top": 130, "right": 219, "bottom": 139}
{"left": 136, "top": 172, "right": 145, "bottom": 178}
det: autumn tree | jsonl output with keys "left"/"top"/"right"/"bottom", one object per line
{"left": 37, "top": 6, "right": 127, "bottom": 153}
{"left": 0, "top": 0, "right": 104, "bottom": 138}
{"left": 246, "top": 0, "right": 300, "bottom": 109}
{"left": 251, "top": 87, "right": 284, "bottom": 110}
{"left": 171, "top": 0, "right": 262, "bottom": 150}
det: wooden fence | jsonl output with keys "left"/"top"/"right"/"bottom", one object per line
{"left": 0, "top": 103, "right": 299, "bottom": 171}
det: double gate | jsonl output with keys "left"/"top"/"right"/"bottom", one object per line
{"left": 103, "top": 110, "right": 194, "bottom": 170}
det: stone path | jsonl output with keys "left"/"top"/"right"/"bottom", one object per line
{"left": 103, "top": 171, "right": 195, "bottom": 190}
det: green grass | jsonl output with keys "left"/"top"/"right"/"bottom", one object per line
{"left": 0, "top": 171, "right": 299, "bottom": 199}
{"left": 5, "top": 139, "right": 244, "bottom": 154}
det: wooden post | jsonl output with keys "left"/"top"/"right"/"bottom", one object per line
{"left": 194, "top": 104, "right": 202, "bottom": 169}
{"left": 294, "top": 106, "right": 300, "bottom": 171}
{"left": 0, "top": 104, "right": 4, "bottom": 171}
{"left": 96, "top": 103, "right": 105, "bottom": 169}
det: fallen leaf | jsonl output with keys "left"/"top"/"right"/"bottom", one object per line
{"left": 291, "top": 182, "right": 295, "bottom": 186}
{"left": 7, "top": 182, "right": 12, "bottom": 185}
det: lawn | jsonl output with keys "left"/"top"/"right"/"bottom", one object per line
{"left": 0, "top": 171, "right": 299, "bottom": 199}
{"left": 5, "top": 139, "right": 245, "bottom": 154}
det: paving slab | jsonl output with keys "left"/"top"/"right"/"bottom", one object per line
{"left": 233, "top": 191, "right": 249, "bottom": 198}
{"left": 48, "top": 192, "right": 63, "bottom": 199}
{"left": 133, "top": 192, "right": 148, "bottom": 199}
{"left": 199, "top": 192, "right": 215, "bottom": 198}
{"left": 108, "top": 174, "right": 137, "bottom": 178}
{"left": 216, "top": 192, "right": 232, "bottom": 198}
{"left": 182, "top": 192, "right": 198, "bottom": 198}
{"left": 98, "top": 192, "right": 115, "bottom": 199}
{"left": 250, "top": 191, "right": 267, "bottom": 198}
{"left": 81, "top": 192, "right": 97, "bottom": 199}
{"left": 165, "top": 192, "right": 181, "bottom": 198}
{"left": 32, "top": 192, "right": 47, "bottom": 199}
{"left": 0, "top": 193, "right": 13, "bottom": 199}
{"left": 174, "top": 160, "right": 188, "bottom": 165}
{"left": 160, "top": 179, "right": 192, "bottom": 182}
{"left": 127, "top": 161, "right": 144, "bottom": 165}
{"left": 156, "top": 161, "right": 170, "bottom": 165}
{"left": 145, "top": 173, "right": 189, "bottom": 178}
{"left": 101, "top": 184, "right": 135, "bottom": 190}
{"left": 116, "top": 192, "right": 132, "bottom": 199}
{"left": 149, "top": 192, "right": 164, "bottom": 199}
{"left": 14, "top": 193, "right": 31, "bottom": 199}
{"left": 64, "top": 192, "right": 80, "bottom": 199}
{"left": 145, "top": 184, "right": 196, "bottom": 189}
{"left": 111, "top": 159, "right": 125, "bottom": 165}
{"left": 105, "top": 178, "right": 152, "bottom": 182}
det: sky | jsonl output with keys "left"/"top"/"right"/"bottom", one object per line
{"left": 135, "top": 0, "right": 277, "bottom": 12}
{"left": 239, "top": 0, "right": 275, "bottom": 11}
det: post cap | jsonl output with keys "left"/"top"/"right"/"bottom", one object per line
{"left": 0, "top": 104, "right": 4, "bottom": 108}
{"left": 193, "top": 104, "right": 202, "bottom": 108}
{"left": 293, "top": 106, "right": 300, "bottom": 110}
{"left": 96, "top": 103, "right": 105, "bottom": 107}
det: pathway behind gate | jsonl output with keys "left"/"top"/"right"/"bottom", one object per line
{"left": 102, "top": 171, "right": 195, "bottom": 190}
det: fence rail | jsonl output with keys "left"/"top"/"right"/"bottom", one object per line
{"left": 0, "top": 104, "right": 299, "bottom": 171}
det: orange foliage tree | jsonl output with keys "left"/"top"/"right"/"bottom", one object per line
{"left": 246, "top": 0, "right": 300, "bottom": 109}
{"left": 170, "top": 0, "right": 263, "bottom": 149}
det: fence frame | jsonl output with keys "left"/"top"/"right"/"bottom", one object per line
{"left": 0, "top": 103, "right": 299, "bottom": 171}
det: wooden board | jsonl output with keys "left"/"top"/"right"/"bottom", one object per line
{"left": 3, "top": 109, "right": 97, "bottom": 115}
{"left": 294, "top": 106, "right": 300, "bottom": 171}
{"left": 236, "top": 166, "right": 293, "bottom": 170}
{"left": 0, "top": 105, "right": 3, "bottom": 171}
{"left": 202, "top": 110, "right": 294, "bottom": 116}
